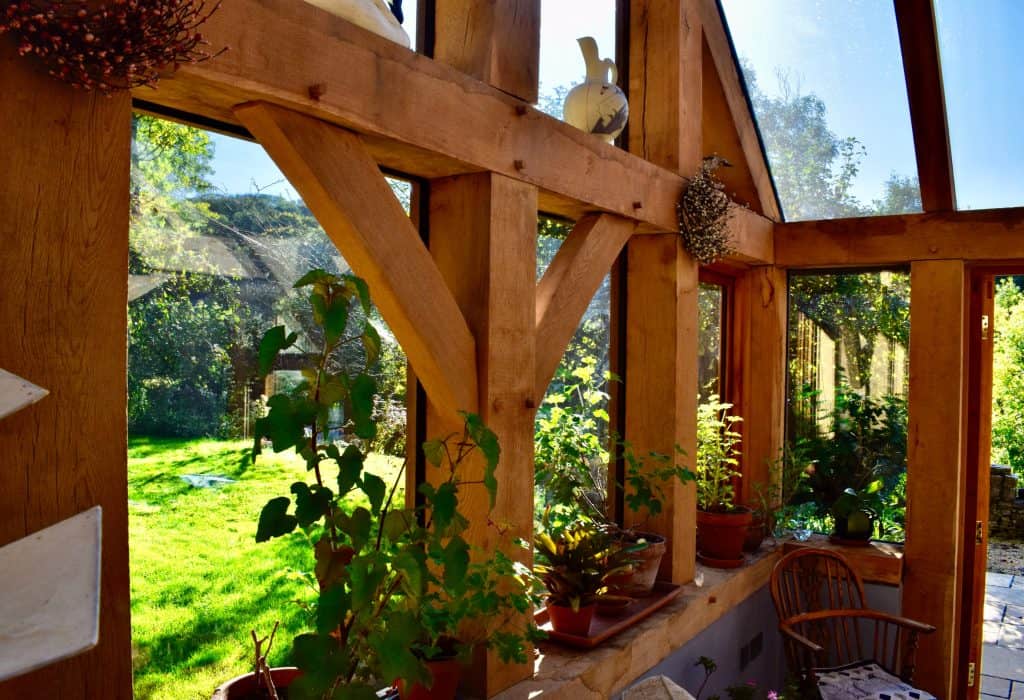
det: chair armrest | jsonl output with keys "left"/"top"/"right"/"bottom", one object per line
{"left": 779, "top": 623, "right": 825, "bottom": 654}
{"left": 788, "top": 608, "right": 935, "bottom": 635}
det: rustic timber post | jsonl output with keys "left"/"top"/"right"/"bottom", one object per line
{"left": 426, "top": 174, "right": 538, "bottom": 696}
{"left": 433, "top": 0, "right": 541, "bottom": 103}
{"left": 904, "top": 260, "right": 967, "bottom": 699}
{"left": 732, "top": 267, "right": 787, "bottom": 505}
{"left": 622, "top": 0, "right": 702, "bottom": 583}
{"left": 0, "top": 45, "right": 133, "bottom": 699}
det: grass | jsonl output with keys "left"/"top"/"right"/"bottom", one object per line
{"left": 128, "top": 436, "right": 403, "bottom": 700}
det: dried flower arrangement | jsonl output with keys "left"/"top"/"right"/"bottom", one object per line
{"left": 677, "top": 155, "right": 735, "bottom": 265}
{"left": 0, "top": 0, "right": 223, "bottom": 94}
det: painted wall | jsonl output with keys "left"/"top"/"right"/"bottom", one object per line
{"left": 619, "top": 582, "right": 901, "bottom": 698}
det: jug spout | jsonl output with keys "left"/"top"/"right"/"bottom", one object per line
{"left": 577, "top": 37, "right": 606, "bottom": 81}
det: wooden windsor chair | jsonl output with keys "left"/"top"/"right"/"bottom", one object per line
{"left": 769, "top": 548, "right": 936, "bottom": 698}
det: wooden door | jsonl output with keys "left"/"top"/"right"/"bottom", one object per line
{"left": 959, "top": 270, "right": 996, "bottom": 698}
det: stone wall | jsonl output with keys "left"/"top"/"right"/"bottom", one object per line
{"left": 990, "top": 465, "right": 1024, "bottom": 538}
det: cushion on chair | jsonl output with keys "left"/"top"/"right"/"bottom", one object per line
{"left": 816, "top": 660, "right": 936, "bottom": 700}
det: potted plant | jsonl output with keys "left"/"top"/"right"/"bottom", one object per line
{"left": 533, "top": 363, "right": 694, "bottom": 595}
{"left": 533, "top": 519, "right": 636, "bottom": 636}
{"left": 217, "top": 269, "right": 539, "bottom": 700}
{"left": 830, "top": 483, "right": 883, "bottom": 543}
{"left": 696, "top": 396, "right": 751, "bottom": 567}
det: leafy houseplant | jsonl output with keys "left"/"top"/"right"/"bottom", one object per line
{"left": 533, "top": 360, "right": 695, "bottom": 594}
{"left": 534, "top": 519, "right": 637, "bottom": 636}
{"left": 830, "top": 483, "right": 883, "bottom": 542}
{"left": 695, "top": 397, "right": 752, "bottom": 567}
{"left": 235, "top": 269, "right": 540, "bottom": 700}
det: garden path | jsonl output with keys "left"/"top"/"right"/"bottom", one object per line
{"left": 982, "top": 571, "right": 1024, "bottom": 698}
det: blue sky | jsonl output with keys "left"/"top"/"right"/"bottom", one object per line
{"left": 205, "top": 0, "right": 1023, "bottom": 213}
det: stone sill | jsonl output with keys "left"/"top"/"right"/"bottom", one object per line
{"left": 783, "top": 534, "right": 904, "bottom": 586}
{"left": 493, "top": 544, "right": 782, "bottom": 700}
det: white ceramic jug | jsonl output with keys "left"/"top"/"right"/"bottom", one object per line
{"left": 562, "top": 37, "right": 629, "bottom": 144}
{"left": 304, "top": 0, "right": 411, "bottom": 48}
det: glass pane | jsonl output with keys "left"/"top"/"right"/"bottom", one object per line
{"left": 537, "top": 0, "right": 617, "bottom": 118}
{"left": 720, "top": 0, "right": 922, "bottom": 221}
{"left": 534, "top": 215, "right": 614, "bottom": 525}
{"left": 698, "top": 283, "right": 724, "bottom": 402}
{"left": 785, "top": 271, "right": 910, "bottom": 542}
{"left": 935, "top": 1, "right": 1024, "bottom": 210}
{"left": 128, "top": 116, "right": 409, "bottom": 698}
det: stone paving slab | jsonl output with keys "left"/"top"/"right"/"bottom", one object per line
{"left": 989, "top": 621, "right": 1004, "bottom": 644}
{"left": 992, "top": 573, "right": 1015, "bottom": 588}
{"left": 1006, "top": 604, "right": 1024, "bottom": 625}
{"left": 990, "top": 602, "right": 1008, "bottom": 622}
{"left": 985, "top": 643, "right": 1024, "bottom": 681}
{"left": 990, "top": 586, "right": 1024, "bottom": 607}
{"left": 983, "top": 674, "right": 1012, "bottom": 697}
{"left": 1003, "top": 622, "right": 1024, "bottom": 650}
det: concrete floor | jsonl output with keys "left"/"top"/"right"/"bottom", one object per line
{"left": 982, "top": 571, "right": 1024, "bottom": 699}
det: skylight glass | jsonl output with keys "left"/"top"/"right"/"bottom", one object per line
{"left": 934, "top": 0, "right": 1024, "bottom": 211}
{"left": 537, "top": 0, "right": 617, "bottom": 117}
{"left": 719, "top": 0, "right": 922, "bottom": 221}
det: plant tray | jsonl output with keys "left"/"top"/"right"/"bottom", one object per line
{"left": 535, "top": 582, "right": 683, "bottom": 649}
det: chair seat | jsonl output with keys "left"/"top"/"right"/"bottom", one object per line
{"left": 816, "top": 661, "right": 936, "bottom": 700}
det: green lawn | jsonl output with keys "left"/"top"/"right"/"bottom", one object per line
{"left": 129, "top": 437, "right": 402, "bottom": 700}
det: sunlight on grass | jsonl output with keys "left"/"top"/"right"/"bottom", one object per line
{"left": 129, "top": 437, "right": 403, "bottom": 700}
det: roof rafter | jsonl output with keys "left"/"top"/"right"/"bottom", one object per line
{"left": 895, "top": 0, "right": 956, "bottom": 212}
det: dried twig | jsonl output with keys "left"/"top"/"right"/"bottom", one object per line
{"left": 250, "top": 622, "right": 281, "bottom": 700}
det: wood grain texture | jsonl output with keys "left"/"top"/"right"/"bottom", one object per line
{"left": 535, "top": 214, "right": 635, "bottom": 399}
{"left": 782, "top": 537, "right": 904, "bottom": 586}
{"left": 236, "top": 102, "right": 478, "bottom": 418}
{"left": 697, "top": 0, "right": 781, "bottom": 221}
{"left": 904, "top": 260, "right": 966, "bottom": 699}
{"left": 0, "top": 43, "right": 132, "bottom": 699}
{"left": 895, "top": 0, "right": 955, "bottom": 212}
{"left": 433, "top": 0, "right": 540, "bottom": 103}
{"left": 134, "top": 0, "right": 773, "bottom": 264}
{"left": 732, "top": 266, "right": 786, "bottom": 504}
{"left": 426, "top": 173, "right": 537, "bottom": 696}
{"left": 775, "top": 207, "right": 1024, "bottom": 268}
{"left": 624, "top": 235, "right": 699, "bottom": 583}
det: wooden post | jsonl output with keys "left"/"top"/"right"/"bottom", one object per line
{"left": 904, "top": 259, "right": 966, "bottom": 698}
{"left": 732, "top": 266, "right": 787, "bottom": 505}
{"left": 0, "top": 46, "right": 132, "bottom": 698}
{"left": 623, "top": 0, "right": 702, "bottom": 583}
{"left": 426, "top": 173, "right": 537, "bottom": 696}
{"left": 432, "top": 0, "right": 541, "bottom": 103}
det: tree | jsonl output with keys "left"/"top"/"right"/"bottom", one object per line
{"left": 993, "top": 279, "right": 1024, "bottom": 473}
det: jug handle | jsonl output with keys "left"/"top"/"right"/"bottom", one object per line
{"left": 604, "top": 59, "right": 618, "bottom": 85}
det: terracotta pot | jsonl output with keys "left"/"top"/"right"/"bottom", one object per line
{"left": 396, "top": 657, "right": 461, "bottom": 700}
{"left": 211, "top": 667, "right": 300, "bottom": 700}
{"left": 546, "top": 601, "right": 596, "bottom": 637}
{"left": 743, "top": 513, "right": 767, "bottom": 553}
{"left": 607, "top": 532, "right": 666, "bottom": 596}
{"left": 697, "top": 508, "right": 753, "bottom": 565}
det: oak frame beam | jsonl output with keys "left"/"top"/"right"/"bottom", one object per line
{"left": 535, "top": 214, "right": 635, "bottom": 399}
{"left": 697, "top": 0, "right": 781, "bottom": 221}
{"left": 895, "top": 0, "right": 956, "bottom": 212}
{"left": 235, "top": 102, "right": 479, "bottom": 418}
{"left": 774, "top": 207, "right": 1024, "bottom": 268}
{"left": 137, "top": 0, "right": 773, "bottom": 265}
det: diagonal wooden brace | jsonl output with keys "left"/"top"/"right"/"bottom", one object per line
{"left": 236, "top": 101, "right": 479, "bottom": 418}
{"left": 535, "top": 213, "right": 635, "bottom": 400}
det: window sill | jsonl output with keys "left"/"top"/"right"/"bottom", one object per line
{"left": 783, "top": 534, "right": 904, "bottom": 585}
{"left": 493, "top": 544, "right": 783, "bottom": 699}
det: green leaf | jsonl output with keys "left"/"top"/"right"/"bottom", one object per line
{"left": 361, "top": 322, "right": 382, "bottom": 369}
{"left": 361, "top": 472, "right": 386, "bottom": 515}
{"left": 382, "top": 509, "right": 414, "bottom": 542}
{"left": 292, "top": 482, "right": 333, "bottom": 527}
{"left": 293, "top": 268, "right": 336, "bottom": 288}
{"left": 336, "top": 444, "right": 365, "bottom": 494}
{"left": 348, "top": 554, "right": 388, "bottom": 609}
{"left": 462, "top": 412, "right": 500, "bottom": 508}
{"left": 422, "top": 439, "right": 445, "bottom": 467}
{"left": 257, "top": 325, "right": 298, "bottom": 378}
{"left": 347, "top": 275, "right": 373, "bottom": 314}
{"left": 338, "top": 507, "right": 373, "bottom": 550}
{"left": 375, "top": 611, "right": 428, "bottom": 687}
{"left": 321, "top": 297, "right": 349, "bottom": 345}
{"left": 316, "top": 585, "right": 350, "bottom": 635}
{"left": 431, "top": 482, "right": 458, "bottom": 533}
{"left": 317, "top": 372, "right": 348, "bottom": 407}
{"left": 441, "top": 536, "right": 470, "bottom": 593}
{"left": 349, "top": 373, "right": 377, "bottom": 440}
{"left": 256, "top": 497, "right": 297, "bottom": 542}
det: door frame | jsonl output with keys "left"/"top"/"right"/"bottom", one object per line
{"left": 958, "top": 264, "right": 1024, "bottom": 698}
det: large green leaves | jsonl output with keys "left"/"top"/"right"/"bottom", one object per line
{"left": 349, "top": 374, "right": 377, "bottom": 440}
{"left": 257, "top": 325, "right": 298, "bottom": 378}
{"left": 463, "top": 412, "right": 500, "bottom": 508}
{"left": 255, "top": 497, "right": 297, "bottom": 542}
